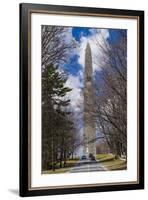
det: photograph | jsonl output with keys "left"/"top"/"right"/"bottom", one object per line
{"left": 20, "top": 3, "right": 144, "bottom": 196}
{"left": 41, "top": 25, "right": 127, "bottom": 174}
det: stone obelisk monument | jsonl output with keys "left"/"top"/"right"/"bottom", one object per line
{"left": 83, "top": 42, "right": 96, "bottom": 157}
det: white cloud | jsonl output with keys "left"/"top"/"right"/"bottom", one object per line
{"left": 63, "top": 27, "right": 110, "bottom": 126}
{"left": 62, "top": 27, "right": 110, "bottom": 77}
{"left": 62, "top": 28, "right": 110, "bottom": 153}
{"left": 66, "top": 74, "right": 82, "bottom": 89}
{"left": 63, "top": 27, "right": 110, "bottom": 74}
{"left": 76, "top": 28, "right": 110, "bottom": 73}
{"left": 63, "top": 27, "right": 79, "bottom": 56}
{"left": 65, "top": 74, "right": 83, "bottom": 113}
{"left": 63, "top": 27, "right": 73, "bottom": 43}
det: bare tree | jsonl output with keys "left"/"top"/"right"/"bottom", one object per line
{"left": 93, "top": 30, "right": 127, "bottom": 158}
{"left": 42, "top": 25, "right": 72, "bottom": 67}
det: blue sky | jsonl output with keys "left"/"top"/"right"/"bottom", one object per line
{"left": 64, "top": 54, "right": 82, "bottom": 76}
{"left": 72, "top": 27, "right": 92, "bottom": 42}
{"left": 62, "top": 26, "right": 127, "bottom": 123}
{"left": 63, "top": 27, "right": 126, "bottom": 79}
{"left": 62, "top": 27, "right": 126, "bottom": 154}
{"left": 63, "top": 27, "right": 127, "bottom": 112}
{"left": 108, "top": 29, "right": 126, "bottom": 44}
{"left": 63, "top": 27, "right": 93, "bottom": 77}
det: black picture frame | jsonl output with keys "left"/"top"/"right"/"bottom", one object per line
{"left": 20, "top": 3, "right": 144, "bottom": 197}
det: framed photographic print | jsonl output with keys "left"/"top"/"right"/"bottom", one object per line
{"left": 20, "top": 3, "right": 144, "bottom": 197}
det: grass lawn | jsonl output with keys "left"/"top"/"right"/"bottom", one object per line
{"left": 42, "top": 159, "right": 79, "bottom": 174}
{"left": 96, "top": 153, "right": 115, "bottom": 161}
{"left": 42, "top": 167, "right": 70, "bottom": 174}
{"left": 96, "top": 154, "right": 127, "bottom": 171}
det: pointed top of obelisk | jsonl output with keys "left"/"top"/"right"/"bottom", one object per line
{"left": 86, "top": 42, "right": 91, "bottom": 51}
{"left": 86, "top": 42, "right": 90, "bottom": 49}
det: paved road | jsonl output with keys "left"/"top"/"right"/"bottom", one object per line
{"left": 69, "top": 159, "right": 106, "bottom": 173}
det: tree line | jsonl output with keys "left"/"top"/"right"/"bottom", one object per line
{"left": 41, "top": 25, "right": 77, "bottom": 171}
{"left": 93, "top": 30, "right": 127, "bottom": 158}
